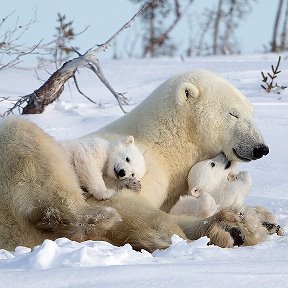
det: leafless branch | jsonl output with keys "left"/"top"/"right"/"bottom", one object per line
{"left": 86, "top": 59, "right": 128, "bottom": 113}
{"left": 0, "top": 39, "right": 43, "bottom": 72}
{"left": 0, "top": 9, "right": 43, "bottom": 71}
{"left": 0, "top": 10, "right": 16, "bottom": 31}
{"left": 89, "top": 0, "right": 155, "bottom": 58}
{"left": 73, "top": 74, "right": 98, "bottom": 105}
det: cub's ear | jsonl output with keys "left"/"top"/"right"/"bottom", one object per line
{"left": 190, "top": 186, "right": 201, "bottom": 197}
{"left": 124, "top": 135, "right": 134, "bottom": 145}
{"left": 177, "top": 82, "right": 199, "bottom": 106}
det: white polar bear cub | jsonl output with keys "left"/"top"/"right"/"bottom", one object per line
{"left": 170, "top": 153, "right": 252, "bottom": 218}
{"left": 61, "top": 136, "right": 147, "bottom": 200}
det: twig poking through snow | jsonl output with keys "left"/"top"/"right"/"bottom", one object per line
{"left": 261, "top": 56, "right": 287, "bottom": 93}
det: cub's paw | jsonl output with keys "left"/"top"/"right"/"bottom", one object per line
{"left": 119, "top": 177, "right": 141, "bottom": 192}
{"left": 227, "top": 173, "right": 238, "bottom": 182}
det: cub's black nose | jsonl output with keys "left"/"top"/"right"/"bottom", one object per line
{"left": 253, "top": 144, "right": 269, "bottom": 159}
{"left": 118, "top": 169, "right": 126, "bottom": 177}
{"left": 225, "top": 161, "right": 231, "bottom": 169}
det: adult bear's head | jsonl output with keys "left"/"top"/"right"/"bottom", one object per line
{"left": 172, "top": 69, "right": 268, "bottom": 162}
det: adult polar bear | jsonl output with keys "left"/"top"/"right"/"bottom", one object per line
{"left": 0, "top": 69, "right": 269, "bottom": 252}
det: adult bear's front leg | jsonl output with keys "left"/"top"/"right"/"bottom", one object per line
{"left": 91, "top": 192, "right": 187, "bottom": 252}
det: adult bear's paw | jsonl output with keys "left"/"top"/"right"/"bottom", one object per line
{"left": 205, "top": 209, "right": 244, "bottom": 248}
{"left": 204, "top": 206, "right": 283, "bottom": 248}
{"left": 241, "top": 206, "right": 284, "bottom": 243}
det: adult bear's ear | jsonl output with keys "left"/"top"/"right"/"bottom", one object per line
{"left": 177, "top": 82, "right": 199, "bottom": 106}
{"left": 124, "top": 135, "right": 134, "bottom": 145}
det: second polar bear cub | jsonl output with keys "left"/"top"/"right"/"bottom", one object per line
{"left": 170, "top": 153, "right": 252, "bottom": 218}
{"left": 61, "top": 136, "right": 147, "bottom": 200}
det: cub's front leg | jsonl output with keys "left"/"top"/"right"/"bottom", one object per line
{"left": 76, "top": 157, "right": 118, "bottom": 200}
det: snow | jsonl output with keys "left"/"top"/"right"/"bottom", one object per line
{"left": 0, "top": 54, "right": 288, "bottom": 288}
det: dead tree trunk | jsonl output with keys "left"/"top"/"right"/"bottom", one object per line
{"left": 280, "top": 0, "right": 288, "bottom": 50}
{"left": 213, "top": 0, "right": 224, "bottom": 55}
{"left": 22, "top": 61, "right": 75, "bottom": 114}
{"left": 271, "top": 0, "right": 284, "bottom": 52}
{"left": 221, "top": 0, "right": 236, "bottom": 55}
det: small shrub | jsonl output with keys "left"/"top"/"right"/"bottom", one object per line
{"left": 261, "top": 56, "right": 287, "bottom": 93}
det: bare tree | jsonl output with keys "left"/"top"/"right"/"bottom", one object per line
{"left": 130, "top": 0, "right": 193, "bottom": 57}
{"left": 190, "top": 9, "right": 213, "bottom": 56}
{"left": 194, "top": 0, "right": 256, "bottom": 56}
{"left": 38, "top": 13, "right": 88, "bottom": 68}
{"left": 1, "top": 0, "right": 154, "bottom": 116}
{"left": 270, "top": 0, "right": 288, "bottom": 52}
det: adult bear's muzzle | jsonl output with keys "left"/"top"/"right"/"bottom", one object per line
{"left": 230, "top": 117, "right": 269, "bottom": 162}
{"left": 232, "top": 142, "right": 269, "bottom": 162}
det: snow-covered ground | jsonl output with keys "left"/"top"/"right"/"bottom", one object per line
{"left": 0, "top": 54, "right": 288, "bottom": 288}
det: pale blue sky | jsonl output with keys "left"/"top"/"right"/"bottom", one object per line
{"left": 1, "top": 0, "right": 279, "bottom": 59}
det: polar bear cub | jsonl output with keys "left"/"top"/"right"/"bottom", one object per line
{"left": 170, "top": 153, "right": 252, "bottom": 218}
{"left": 61, "top": 136, "right": 147, "bottom": 200}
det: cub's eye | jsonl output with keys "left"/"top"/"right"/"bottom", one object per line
{"left": 131, "top": 173, "right": 135, "bottom": 177}
{"left": 126, "top": 157, "right": 130, "bottom": 163}
{"left": 211, "top": 162, "right": 215, "bottom": 167}
{"left": 229, "top": 112, "right": 239, "bottom": 119}
{"left": 185, "top": 89, "right": 191, "bottom": 99}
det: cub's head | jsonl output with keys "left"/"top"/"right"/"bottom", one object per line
{"left": 106, "top": 136, "right": 147, "bottom": 181}
{"left": 188, "top": 153, "right": 233, "bottom": 195}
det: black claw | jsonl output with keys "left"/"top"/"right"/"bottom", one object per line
{"left": 263, "top": 221, "right": 283, "bottom": 235}
{"left": 230, "top": 227, "right": 244, "bottom": 246}
{"left": 262, "top": 221, "right": 275, "bottom": 231}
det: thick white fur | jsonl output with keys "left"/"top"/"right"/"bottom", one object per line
{"left": 0, "top": 70, "right": 273, "bottom": 251}
{"left": 170, "top": 153, "right": 252, "bottom": 218}
{"left": 170, "top": 192, "right": 220, "bottom": 218}
{"left": 93, "top": 70, "right": 263, "bottom": 212}
{"left": 61, "top": 136, "right": 146, "bottom": 200}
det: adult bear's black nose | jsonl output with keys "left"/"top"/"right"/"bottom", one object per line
{"left": 253, "top": 144, "right": 269, "bottom": 159}
{"left": 118, "top": 169, "right": 126, "bottom": 177}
